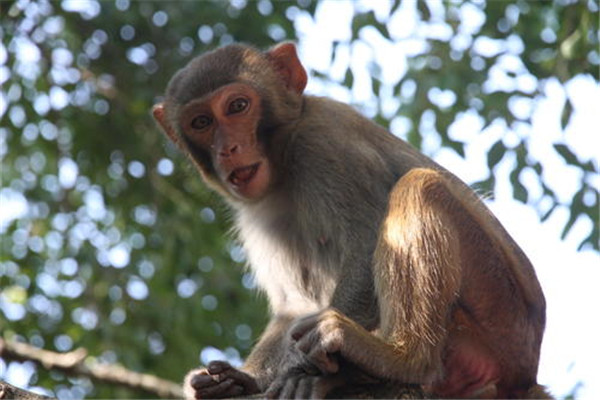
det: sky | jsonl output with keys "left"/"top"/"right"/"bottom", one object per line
{"left": 1, "top": 1, "right": 599, "bottom": 399}
{"left": 294, "top": 1, "right": 600, "bottom": 399}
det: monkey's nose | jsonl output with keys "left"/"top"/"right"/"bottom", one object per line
{"left": 219, "top": 144, "right": 240, "bottom": 158}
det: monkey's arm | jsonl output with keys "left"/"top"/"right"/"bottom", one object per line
{"left": 183, "top": 315, "right": 294, "bottom": 399}
{"left": 242, "top": 315, "right": 295, "bottom": 387}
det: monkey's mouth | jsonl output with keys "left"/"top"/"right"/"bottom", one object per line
{"left": 229, "top": 163, "right": 260, "bottom": 187}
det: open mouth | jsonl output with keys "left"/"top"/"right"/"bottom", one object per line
{"left": 228, "top": 163, "right": 260, "bottom": 187}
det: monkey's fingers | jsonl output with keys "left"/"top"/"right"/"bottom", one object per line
{"left": 196, "top": 378, "right": 244, "bottom": 399}
{"left": 289, "top": 314, "right": 320, "bottom": 341}
{"left": 206, "top": 360, "right": 233, "bottom": 374}
{"left": 292, "top": 375, "right": 332, "bottom": 399}
{"left": 190, "top": 373, "right": 220, "bottom": 390}
{"left": 265, "top": 367, "right": 302, "bottom": 399}
{"left": 307, "top": 348, "right": 340, "bottom": 374}
{"left": 295, "top": 329, "right": 340, "bottom": 374}
{"left": 275, "top": 372, "right": 316, "bottom": 399}
{"left": 264, "top": 380, "right": 282, "bottom": 399}
{"left": 217, "top": 367, "right": 260, "bottom": 394}
{"left": 270, "top": 373, "right": 341, "bottom": 399}
{"left": 278, "top": 374, "right": 302, "bottom": 399}
{"left": 309, "top": 375, "right": 345, "bottom": 399}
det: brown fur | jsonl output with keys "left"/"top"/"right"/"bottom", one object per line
{"left": 153, "top": 43, "right": 548, "bottom": 399}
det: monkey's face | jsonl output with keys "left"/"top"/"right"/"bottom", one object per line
{"left": 152, "top": 81, "right": 273, "bottom": 202}
{"left": 177, "top": 82, "right": 273, "bottom": 201}
{"left": 154, "top": 43, "right": 307, "bottom": 203}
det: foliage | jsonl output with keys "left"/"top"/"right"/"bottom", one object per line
{"left": 0, "top": 0, "right": 597, "bottom": 398}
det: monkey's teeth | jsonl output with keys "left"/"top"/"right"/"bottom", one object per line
{"left": 229, "top": 163, "right": 259, "bottom": 186}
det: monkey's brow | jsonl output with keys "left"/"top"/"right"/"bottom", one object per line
{"left": 172, "top": 75, "right": 237, "bottom": 106}
{"left": 169, "top": 50, "right": 247, "bottom": 104}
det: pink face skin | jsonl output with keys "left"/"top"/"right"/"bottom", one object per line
{"left": 219, "top": 156, "right": 272, "bottom": 201}
{"left": 180, "top": 82, "right": 272, "bottom": 201}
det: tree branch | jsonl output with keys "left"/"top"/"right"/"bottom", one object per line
{"left": 0, "top": 338, "right": 183, "bottom": 399}
{"left": 0, "top": 380, "right": 54, "bottom": 400}
{"left": 0, "top": 338, "right": 425, "bottom": 399}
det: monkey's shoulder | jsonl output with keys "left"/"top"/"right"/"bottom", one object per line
{"left": 301, "top": 95, "right": 376, "bottom": 128}
{"left": 293, "top": 95, "right": 436, "bottom": 180}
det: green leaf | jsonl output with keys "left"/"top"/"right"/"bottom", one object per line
{"left": 540, "top": 203, "right": 557, "bottom": 222}
{"left": 578, "top": 229, "right": 599, "bottom": 251}
{"left": 510, "top": 169, "right": 528, "bottom": 203}
{"left": 554, "top": 143, "right": 580, "bottom": 165}
{"left": 449, "top": 139, "right": 465, "bottom": 158}
{"left": 351, "top": 10, "right": 390, "bottom": 40}
{"left": 561, "top": 99, "right": 573, "bottom": 130}
{"left": 560, "top": 211, "right": 579, "bottom": 240}
{"left": 372, "top": 76, "right": 382, "bottom": 97}
{"left": 343, "top": 68, "right": 354, "bottom": 88}
{"left": 487, "top": 140, "right": 506, "bottom": 170}
{"left": 416, "top": 1, "right": 431, "bottom": 21}
{"left": 582, "top": 160, "right": 598, "bottom": 173}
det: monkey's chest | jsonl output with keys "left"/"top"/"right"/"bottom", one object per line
{"left": 242, "top": 231, "right": 338, "bottom": 315}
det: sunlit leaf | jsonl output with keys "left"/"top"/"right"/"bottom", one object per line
{"left": 554, "top": 143, "right": 580, "bottom": 166}
{"left": 487, "top": 140, "right": 506, "bottom": 169}
{"left": 510, "top": 169, "right": 528, "bottom": 203}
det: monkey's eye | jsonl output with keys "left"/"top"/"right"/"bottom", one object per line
{"left": 190, "top": 115, "right": 212, "bottom": 130}
{"left": 227, "top": 98, "right": 249, "bottom": 115}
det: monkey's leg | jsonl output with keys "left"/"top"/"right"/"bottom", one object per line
{"left": 372, "top": 168, "right": 545, "bottom": 398}
{"left": 288, "top": 168, "right": 480, "bottom": 384}
{"left": 370, "top": 167, "right": 467, "bottom": 381}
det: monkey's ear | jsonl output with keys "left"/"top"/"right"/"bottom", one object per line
{"left": 152, "top": 103, "right": 179, "bottom": 143}
{"left": 267, "top": 43, "right": 307, "bottom": 95}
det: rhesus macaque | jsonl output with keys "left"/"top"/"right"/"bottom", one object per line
{"left": 152, "top": 42, "right": 549, "bottom": 399}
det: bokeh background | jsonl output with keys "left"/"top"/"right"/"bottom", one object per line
{"left": 1, "top": 0, "right": 598, "bottom": 399}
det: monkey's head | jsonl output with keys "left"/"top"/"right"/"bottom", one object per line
{"left": 153, "top": 43, "right": 307, "bottom": 202}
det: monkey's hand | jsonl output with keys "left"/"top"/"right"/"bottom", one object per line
{"left": 289, "top": 308, "right": 365, "bottom": 375}
{"left": 183, "top": 360, "right": 260, "bottom": 399}
{"left": 265, "top": 366, "right": 345, "bottom": 399}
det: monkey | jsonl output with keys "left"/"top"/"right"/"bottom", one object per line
{"left": 152, "top": 42, "right": 549, "bottom": 399}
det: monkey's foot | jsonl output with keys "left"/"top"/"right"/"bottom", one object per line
{"left": 265, "top": 366, "right": 345, "bottom": 399}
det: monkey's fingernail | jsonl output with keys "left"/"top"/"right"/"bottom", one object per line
{"left": 207, "top": 363, "right": 223, "bottom": 374}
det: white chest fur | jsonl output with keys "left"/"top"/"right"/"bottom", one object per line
{"left": 235, "top": 201, "right": 337, "bottom": 316}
